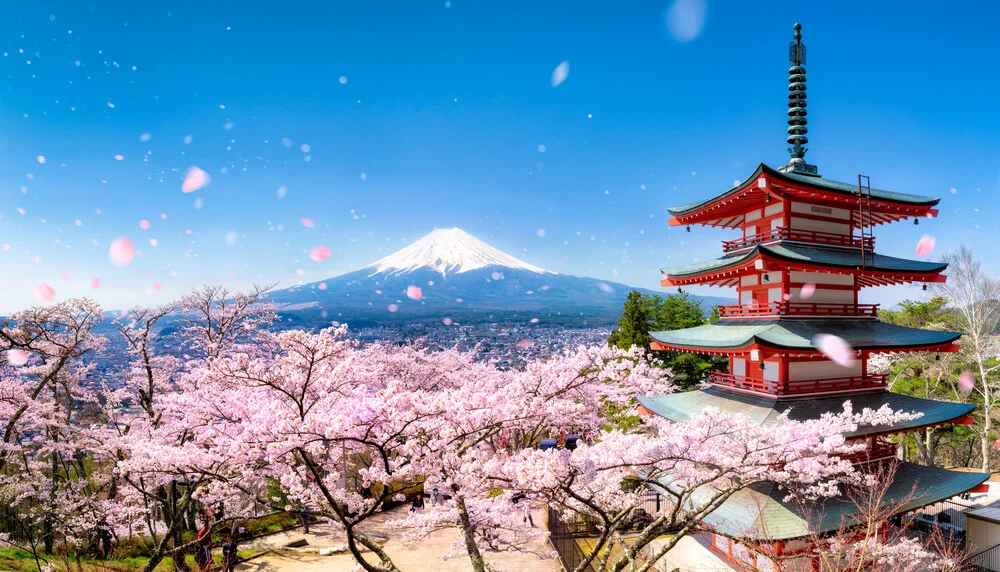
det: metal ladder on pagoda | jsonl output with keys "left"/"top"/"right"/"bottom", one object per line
{"left": 857, "top": 174, "right": 874, "bottom": 269}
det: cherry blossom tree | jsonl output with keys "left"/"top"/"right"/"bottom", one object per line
{"left": 89, "top": 284, "right": 276, "bottom": 572}
{"left": 487, "top": 405, "right": 920, "bottom": 572}
{"left": 0, "top": 299, "right": 107, "bottom": 563}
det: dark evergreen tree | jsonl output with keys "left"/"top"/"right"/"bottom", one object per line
{"left": 608, "top": 290, "right": 725, "bottom": 388}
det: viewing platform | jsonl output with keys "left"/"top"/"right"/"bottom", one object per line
{"left": 717, "top": 302, "right": 879, "bottom": 319}
{"left": 722, "top": 227, "right": 875, "bottom": 253}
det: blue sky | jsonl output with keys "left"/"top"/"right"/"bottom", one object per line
{"left": 2, "top": 1, "right": 998, "bottom": 313}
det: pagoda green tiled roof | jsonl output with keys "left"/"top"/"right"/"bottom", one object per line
{"left": 661, "top": 243, "right": 948, "bottom": 278}
{"left": 667, "top": 163, "right": 941, "bottom": 215}
{"left": 649, "top": 319, "right": 961, "bottom": 351}
{"left": 637, "top": 387, "right": 975, "bottom": 439}
{"left": 653, "top": 461, "right": 988, "bottom": 540}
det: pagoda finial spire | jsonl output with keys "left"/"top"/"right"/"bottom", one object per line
{"left": 779, "top": 22, "right": 819, "bottom": 176}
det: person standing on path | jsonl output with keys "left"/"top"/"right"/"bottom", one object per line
{"left": 221, "top": 535, "right": 238, "bottom": 571}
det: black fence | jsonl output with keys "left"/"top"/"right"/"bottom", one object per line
{"left": 967, "top": 542, "right": 1000, "bottom": 572}
{"left": 557, "top": 489, "right": 668, "bottom": 537}
{"left": 548, "top": 505, "right": 597, "bottom": 572}
{"left": 903, "top": 498, "right": 975, "bottom": 545}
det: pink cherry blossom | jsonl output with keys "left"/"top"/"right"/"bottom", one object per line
{"left": 34, "top": 283, "right": 56, "bottom": 301}
{"left": 388, "top": 303, "right": 399, "bottom": 312}
{"left": 318, "top": 282, "right": 327, "bottom": 290}
{"left": 406, "top": 285, "right": 422, "bottom": 300}
{"left": 812, "top": 333, "right": 857, "bottom": 367}
{"left": 139, "top": 219, "right": 150, "bottom": 230}
{"left": 91, "top": 278, "right": 101, "bottom": 289}
{"left": 309, "top": 245, "right": 331, "bottom": 261}
{"left": 959, "top": 370, "right": 974, "bottom": 396}
{"left": 60, "top": 271, "right": 72, "bottom": 281}
{"left": 108, "top": 236, "right": 136, "bottom": 266}
{"left": 300, "top": 217, "right": 315, "bottom": 228}
{"left": 801, "top": 282, "right": 816, "bottom": 299}
{"left": 114, "top": 154, "right": 124, "bottom": 161}
{"left": 915, "top": 235, "right": 936, "bottom": 257}
{"left": 181, "top": 166, "right": 211, "bottom": 193}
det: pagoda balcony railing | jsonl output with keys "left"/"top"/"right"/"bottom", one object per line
{"left": 718, "top": 302, "right": 879, "bottom": 319}
{"left": 710, "top": 372, "right": 888, "bottom": 397}
{"left": 721, "top": 227, "right": 875, "bottom": 253}
{"left": 843, "top": 438, "right": 897, "bottom": 465}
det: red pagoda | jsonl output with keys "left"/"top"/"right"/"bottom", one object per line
{"left": 639, "top": 22, "right": 989, "bottom": 560}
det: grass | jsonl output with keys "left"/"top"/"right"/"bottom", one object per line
{"left": 1, "top": 543, "right": 263, "bottom": 571}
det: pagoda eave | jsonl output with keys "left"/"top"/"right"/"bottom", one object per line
{"left": 667, "top": 164, "right": 941, "bottom": 229}
{"left": 650, "top": 340, "right": 962, "bottom": 356}
{"left": 661, "top": 245, "right": 948, "bottom": 288}
{"left": 637, "top": 388, "right": 977, "bottom": 440}
{"left": 652, "top": 461, "right": 989, "bottom": 541}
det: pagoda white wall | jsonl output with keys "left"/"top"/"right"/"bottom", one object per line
{"left": 789, "top": 216, "right": 851, "bottom": 236}
{"left": 788, "top": 360, "right": 862, "bottom": 380}
{"left": 787, "top": 201, "right": 852, "bottom": 236}
{"left": 788, "top": 287, "right": 854, "bottom": 304}
{"left": 787, "top": 271, "right": 856, "bottom": 304}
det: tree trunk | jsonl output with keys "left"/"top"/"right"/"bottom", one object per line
{"left": 454, "top": 493, "right": 488, "bottom": 572}
{"left": 980, "top": 358, "right": 992, "bottom": 473}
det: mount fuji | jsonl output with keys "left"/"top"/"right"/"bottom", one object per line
{"left": 270, "top": 228, "right": 731, "bottom": 327}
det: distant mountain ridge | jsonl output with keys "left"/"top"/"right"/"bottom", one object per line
{"left": 271, "top": 228, "right": 732, "bottom": 327}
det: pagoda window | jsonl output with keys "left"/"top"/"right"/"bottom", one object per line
{"left": 767, "top": 287, "right": 783, "bottom": 304}
{"left": 745, "top": 209, "right": 762, "bottom": 223}
{"left": 762, "top": 361, "right": 780, "bottom": 383}
{"left": 744, "top": 224, "right": 756, "bottom": 238}
{"left": 732, "top": 357, "right": 747, "bottom": 378}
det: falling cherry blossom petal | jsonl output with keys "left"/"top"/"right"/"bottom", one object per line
{"left": 915, "top": 235, "right": 936, "bottom": 257}
{"left": 812, "top": 334, "right": 857, "bottom": 368}
{"left": 309, "top": 245, "right": 331, "bottom": 262}
{"left": 959, "top": 370, "right": 974, "bottom": 396}
{"left": 109, "top": 237, "right": 136, "bottom": 266}
{"left": 34, "top": 283, "right": 56, "bottom": 301}
{"left": 406, "top": 285, "right": 422, "bottom": 300}
{"left": 551, "top": 61, "right": 569, "bottom": 87}
{"left": 91, "top": 278, "right": 101, "bottom": 289}
{"left": 6, "top": 349, "right": 29, "bottom": 366}
{"left": 181, "top": 166, "right": 211, "bottom": 193}
{"left": 800, "top": 283, "right": 816, "bottom": 300}
{"left": 300, "top": 218, "right": 315, "bottom": 228}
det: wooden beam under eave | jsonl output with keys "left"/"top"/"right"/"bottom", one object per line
{"left": 668, "top": 218, "right": 683, "bottom": 226}
{"left": 953, "top": 415, "right": 976, "bottom": 426}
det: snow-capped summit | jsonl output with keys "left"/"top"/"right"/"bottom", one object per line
{"left": 365, "top": 227, "right": 555, "bottom": 277}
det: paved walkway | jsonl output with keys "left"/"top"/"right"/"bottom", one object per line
{"left": 236, "top": 505, "right": 561, "bottom": 572}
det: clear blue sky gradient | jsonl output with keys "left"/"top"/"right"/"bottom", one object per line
{"left": 2, "top": 1, "right": 998, "bottom": 312}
